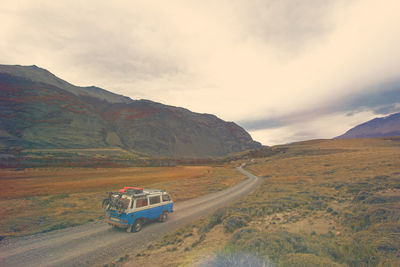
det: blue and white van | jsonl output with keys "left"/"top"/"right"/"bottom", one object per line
{"left": 103, "top": 187, "right": 173, "bottom": 232}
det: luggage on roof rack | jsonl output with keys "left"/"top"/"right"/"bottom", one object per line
{"left": 125, "top": 188, "right": 144, "bottom": 195}
{"left": 119, "top": 187, "right": 143, "bottom": 194}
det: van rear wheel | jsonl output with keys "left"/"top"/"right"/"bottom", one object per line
{"left": 134, "top": 219, "right": 143, "bottom": 232}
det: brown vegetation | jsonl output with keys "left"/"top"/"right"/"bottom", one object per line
{"left": 122, "top": 137, "right": 400, "bottom": 266}
{"left": 0, "top": 165, "right": 244, "bottom": 238}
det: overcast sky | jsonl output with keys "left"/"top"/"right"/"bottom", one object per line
{"left": 1, "top": 0, "right": 400, "bottom": 145}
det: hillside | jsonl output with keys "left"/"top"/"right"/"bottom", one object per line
{"left": 0, "top": 64, "right": 261, "bottom": 158}
{"left": 336, "top": 112, "right": 400, "bottom": 139}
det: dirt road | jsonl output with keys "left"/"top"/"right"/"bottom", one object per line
{"left": 0, "top": 166, "right": 261, "bottom": 267}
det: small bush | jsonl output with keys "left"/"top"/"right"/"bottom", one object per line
{"left": 184, "top": 232, "right": 193, "bottom": 238}
{"left": 231, "top": 227, "right": 259, "bottom": 243}
{"left": 279, "top": 253, "right": 342, "bottom": 267}
{"left": 62, "top": 203, "right": 77, "bottom": 208}
{"left": 231, "top": 231, "right": 314, "bottom": 262}
{"left": 207, "top": 249, "right": 273, "bottom": 267}
{"left": 45, "top": 221, "right": 77, "bottom": 232}
{"left": 200, "top": 208, "right": 227, "bottom": 234}
{"left": 118, "top": 255, "right": 129, "bottom": 262}
{"left": 208, "top": 208, "right": 226, "bottom": 228}
{"left": 223, "top": 216, "right": 248, "bottom": 233}
{"left": 352, "top": 192, "right": 371, "bottom": 203}
{"left": 364, "top": 196, "right": 400, "bottom": 204}
{"left": 192, "top": 233, "right": 206, "bottom": 248}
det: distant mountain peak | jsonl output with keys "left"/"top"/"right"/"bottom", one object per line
{"left": 335, "top": 112, "right": 400, "bottom": 139}
{"left": 0, "top": 64, "right": 131, "bottom": 104}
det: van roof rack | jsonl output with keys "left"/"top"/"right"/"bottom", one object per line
{"left": 112, "top": 187, "right": 166, "bottom": 198}
{"left": 132, "top": 192, "right": 149, "bottom": 198}
{"left": 143, "top": 188, "right": 165, "bottom": 193}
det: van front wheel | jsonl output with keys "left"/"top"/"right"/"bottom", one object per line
{"left": 159, "top": 211, "right": 168, "bottom": 222}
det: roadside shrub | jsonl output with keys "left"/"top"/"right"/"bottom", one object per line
{"left": 117, "top": 255, "right": 129, "bottom": 262}
{"left": 349, "top": 207, "right": 400, "bottom": 231}
{"left": 278, "top": 253, "right": 342, "bottom": 267}
{"left": 374, "top": 236, "right": 400, "bottom": 253}
{"left": 223, "top": 215, "right": 248, "bottom": 233}
{"left": 62, "top": 203, "right": 77, "bottom": 208}
{"left": 230, "top": 230, "right": 315, "bottom": 263}
{"left": 231, "top": 227, "right": 259, "bottom": 243}
{"left": 251, "top": 232, "right": 309, "bottom": 258}
{"left": 204, "top": 208, "right": 227, "bottom": 232}
{"left": 44, "top": 221, "right": 77, "bottom": 232}
{"left": 352, "top": 191, "right": 371, "bottom": 203}
{"left": 351, "top": 223, "right": 400, "bottom": 258}
{"left": 191, "top": 233, "right": 206, "bottom": 248}
{"left": 57, "top": 193, "right": 70, "bottom": 199}
{"left": 206, "top": 249, "right": 273, "bottom": 267}
{"left": 364, "top": 196, "right": 400, "bottom": 204}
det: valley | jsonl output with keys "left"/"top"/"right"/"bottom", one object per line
{"left": 1, "top": 137, "right": 399, "bottom": 266}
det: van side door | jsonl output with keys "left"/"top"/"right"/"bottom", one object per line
{"left": 148, "top": 195, "right": 163, "bottom": 220}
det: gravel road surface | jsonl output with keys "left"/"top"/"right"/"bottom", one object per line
{"left": 0, "top": 166, "right": 261, "bottom": 267}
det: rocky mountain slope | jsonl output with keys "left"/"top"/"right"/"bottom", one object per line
{"left": 336, "top": 112, "right": 400, "bottom": 139}
{"left": 0, "top": 64, "right": 261, "bottom": 157}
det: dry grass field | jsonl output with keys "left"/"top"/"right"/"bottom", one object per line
{"left": 117, "top": 137, "right": 400, "bottom": 267}
{"left": 0, "top": 165, "right": 245, "bottom": 238}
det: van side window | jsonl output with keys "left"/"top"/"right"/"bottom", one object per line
{"left": 149, "top": 196, "right": 161, "bottom": 205}
{"left": 162, "top": 194, "right": 170, "bottom": 202}
{"left": 136, "top": 198, "right": 148, "bottom": 208}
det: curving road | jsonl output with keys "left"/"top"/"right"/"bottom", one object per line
{"left": 0, "top": 166, "right": 261, "bottom": 267}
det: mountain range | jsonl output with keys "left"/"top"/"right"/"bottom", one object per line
{"left": 336, "top": 112, "right": 400, "bottom": 139}
{"left": 0, "top": 64, "right": 261, "bottom": 158}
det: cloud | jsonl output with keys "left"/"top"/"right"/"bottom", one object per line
{"left": 0, "top": 1, "right": 185, "bottom": 83}
{"left": 344, "top": 81, "right": 400, "bottom": 115}
{"left": 232, "top": 0, "right": 341, "bottom": 53}
{"left": 248, "top": 109, "right": 380, "bottom": 145}
{"left": 240, "top": 80, "right": 400, "bottom": 131}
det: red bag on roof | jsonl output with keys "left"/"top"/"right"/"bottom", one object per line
{"left": 119, "top": 186, "right": 143, "bottom": 193}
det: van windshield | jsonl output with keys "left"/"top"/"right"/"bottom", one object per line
{"left": 162, "top": 194, "right": 170, "bottom": 202}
